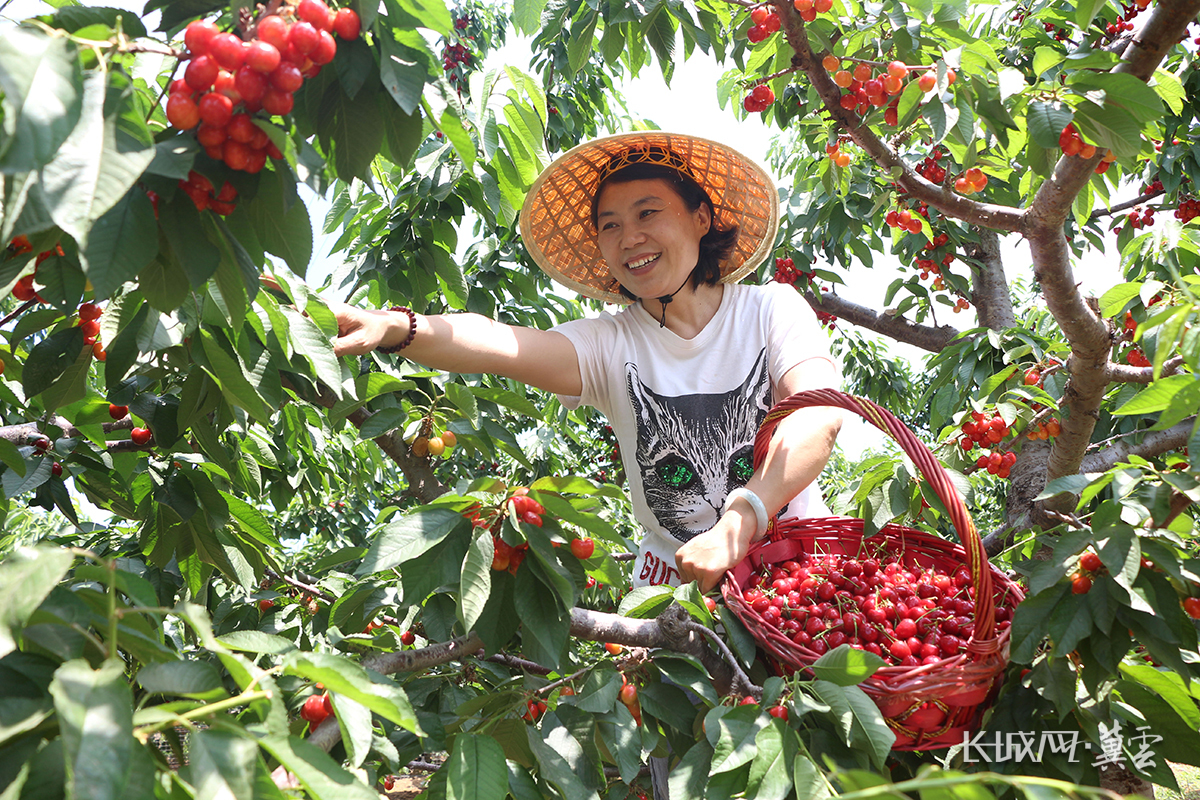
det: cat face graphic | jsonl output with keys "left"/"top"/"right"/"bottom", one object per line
{"left": 626, "top": 350, "right": 772, "bottom": 542}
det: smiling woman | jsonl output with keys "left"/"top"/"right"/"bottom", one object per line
{"left": 331, "top": 131, "right": 843, "bottom": 593}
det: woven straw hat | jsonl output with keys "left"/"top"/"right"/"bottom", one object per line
{"left": 519, "top": 132, "right": 779, "bottom": 304}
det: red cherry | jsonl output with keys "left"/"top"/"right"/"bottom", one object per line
{"left": 196, "top": 123, "right": 228, "bottom": 148}
{"left": 212, "top": 69, "right": 240, "bottom": 101}
{"left": 234, "top": 66, "right": 267, "bottom": 104}
{"left": 184, "top": 20, "right": 220, "bottom": 54}
{"left": 79, "top": 319, "right": 101, "bottom": 339}
{"left": 1071, "top": 573, "right": 1092, "bottom": 594}
{"left": 1184, "top": 597, "right": 1200, "bottom": 619}
{"left": 400, "top": 630, "right": 416, "bottom": 645}
{"left": 569, "top": 538, "right": 594, "bottom": 560}
{"left": 244, "top": 148, "right": 268, "bottom": 174}
{"left": 300, "top": 694, "right": 329, "bottom": 724}
{"left": 131, "top": 428, "right": 153, "bottom": 446}
{"left": 1080, "top": 552, "right": 1103, "bottom": 572}
{"left": 333, "top": 8, "right": 361, "bottom": 39}
{"left": 226, "top": 113, "right": 258, "bottom": 143}
{"left": 269, "top": 62, "right": 304, "bottom": 92}
{"left": 258, "top": 599, "right": 275, "bottom": 612}
{"left": 208, "top": 33, "right": 246, "bottom": 71}
{"left": 109, "top": 404, "right": 129, "bottom": 420}
{"left": 78, "top": 302, "right": 102, "bottom": 321}
{"left": 298, "top": 0, "right": 333, "bottom": 29}
{"left": 918, "top": 71, "right": 936, "bottom": 92}
{"left": 223, "top": 140, "right": 253, "bottom": 171}
{"left": 51, "top": 462, "right": 63, "bottom": 477}
{"left": 198, "top": 91, "right": 233, "bottom": 127}
{"left": 166, "top": 92, "right": 200, "bottom": 129}
{"left": 257, "top": 15, "right": 290, "bottom": 50}
{"left": 262, "top": 88, "right": 294, "bottom": 116}
{"left": 310, "top": 29, "right": 337, "bottom": 65}
{"left": 245, "top": 40, "right": 282, "bottom": 74}
{"left": 288, "top": 21, "right": 320, "bottom": 55}
{"left": 618, "top": 683, "right": 638, "bottom": 707}
{"left": 184, "top": 54, "right": 220, "bottom": 91}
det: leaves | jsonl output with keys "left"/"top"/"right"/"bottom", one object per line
{"left": 0, "top": 27, "right": 83, "bottom": 173}
{"left": 446, "top": 733, "right": 509, "bottom": 800}
{"left": 0, "top": 546, "right": 74, "bottom": 657}
{"left": 357, "top": 507, "right": 466, "bottom": 574}
{"left": 282, "top": 651, "right": 418, "bottom": 730}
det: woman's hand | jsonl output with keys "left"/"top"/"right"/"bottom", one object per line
{"left": 675, "top": 505, "right": 758, "bottom": 593}
{"left": 330, "top": 304, "right": 412, "bottom": 356}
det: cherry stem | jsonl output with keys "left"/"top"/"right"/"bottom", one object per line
{"left": 747, "top": 64, "right": 803, "bottom": 86}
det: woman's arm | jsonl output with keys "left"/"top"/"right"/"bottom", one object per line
{"left": 331, "top": 305, "right": 583, "bottom": 397}
{"left": 674, "top": 356, "right": 843, "bottom": 593}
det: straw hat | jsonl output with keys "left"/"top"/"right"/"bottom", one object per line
{"left": 519, "top": 132, "right": 779, "bottom": 305}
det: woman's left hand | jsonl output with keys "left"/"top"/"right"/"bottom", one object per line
{"left": 675, "top": 506, "right": 757, "bottom": 593}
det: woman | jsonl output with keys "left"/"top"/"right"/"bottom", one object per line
{"left": 331, "top": 132, "right": 842, "bottom": 593}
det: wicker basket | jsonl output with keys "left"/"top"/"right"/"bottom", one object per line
{"left": 720, "top": 389, "right": 1024, "bottom": 750}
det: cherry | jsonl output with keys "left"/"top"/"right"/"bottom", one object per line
{"left": 33, "top": 436, "right": 51, "bottom": 452}
{"left": 257, "top": 15, "right": 290, "bottom": 50}
{"left": 208, "top": 33, "right": 246, "bottom": 71}
{"left": 259, "top": 599, "right": 275, "bottom": 611}
{"left": 198, "top": 92, "right": 233, "bottom": 127}
{"left": 300, "top": 694, "right": 330, "bottom": 724}
{"left": 399, "top": 630, "right": 416, "bottom": 645}
{"left": 310, "top": 30, "right": 337, "bottom": 65}
{"left": 226, "top": 113, "right": 257, "bottom": 143}
{"left": 1080, "top": 552, "right": 1103, "bottom": 572}
{"left": 288, "top": 21, "right": 320, "bottom": 55}
{"left": 298, "top": 0, "right": 333, "bottom": 29}
{"left": 918, "top": 71, "right": 936, "bottom": 92}
{"left": 245, "top": 40, "right": 282, "bottom": 74}
{"left": 270, "top": 61, "right": 303, "bottom": 92}
{"left": 333, "top": 8, "right": 361, "bottom": 39}
{"left": 166, "top": 93, "right": 200, "bottom": 129}
{"left": 197, "top": 123, "right": 227, "bottom": 147}
{"left": 605, "top": 642, "right": 623, "bottom": 655}
{"left": 234, "top": 66, "right": 267, "bottom": 104}
{"left": 570, "top": 538, "right": 595, "bottom": 559}
{"left": 185, "top": 20, "right": 221, "bottom": 55}
{"left": 262, "top": 87, "right": 294, "bottom": 116}
{"left": 1184, "top": 597, "right": 1200, "bottom": 619}
{"left": 92, "top": 342, "right": 106, "bottom": 361}
{"left": 51, "top": 462, "right": 63, "bottom": 477}
{"left": 131, "top": 427, "right": 153, "bottom": 446}
{"left": 1071, "top": 573, "right": 1092, "bottom": 594}
{"left": 185, "top": 55, "right": 219, "bottom": 91}
{"left": 223, "top": 140, "right": 252, "bottom": 171}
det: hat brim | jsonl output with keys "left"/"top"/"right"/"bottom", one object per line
{"left": 519, "top": 132, "right": 779, "bottom": 304}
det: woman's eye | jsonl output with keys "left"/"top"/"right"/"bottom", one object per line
{"left": 640, "top": 209, "right": 657, "bottom": 218}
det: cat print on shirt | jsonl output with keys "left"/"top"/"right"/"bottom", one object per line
{"left": 626, "top": 350, "right": 772, "bottom": 543}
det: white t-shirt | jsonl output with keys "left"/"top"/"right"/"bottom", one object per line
{"left": 552, "top": 281, "right": 836, "bottom": 588}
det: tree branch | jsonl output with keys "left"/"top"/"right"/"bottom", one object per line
{"left": 1106, "top": 355, "right": 1186, "bottom": 384}
{"left": 803, "top": 290, "right": 960, "bottom": 352}
{"left": 0, "top": 415, "right": 135, "bottom": 444}
{"left": 1079, "top": 417, "right": 1195, "bottom": 473}
{"left": 1087, "top": 188, "right": 1167, "bottom": 221}
{"left": 969, "top": 230, "right": 1016, "bottom": 330}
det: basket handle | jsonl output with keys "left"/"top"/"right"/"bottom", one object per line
{"left": 754, "top": 388, "right": 998, "bottom": 649}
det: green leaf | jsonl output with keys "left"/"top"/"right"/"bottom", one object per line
{"left": 0, "top": 27, "right": 83, "bottom": 172}
{"left": 217, "top": 631, "right": 297, "bottom": 654}
{"left": 37, "top": 73, "right": 154, "bottom": 246}
{"left": 379, "top": 35, "right": 428, "bottom": 116}
{"left": 460, "top": 531, "right": 493, "bottom": 634}
{"left": 257, "top": 735, "right": 379, "bottom": 800}
{"left": 0, "top": 545, "right": 74, "bottom": 658}
{"left": 512, "top": 0, "right": 547, "bottom": 35}
{"left": 810, "top": 644, "right": 887, "bottom": 686}
{"left": 242, "top": 167, "right": 312, "bottom": 278}
{"left": 1069, "top": 72, "right": 1162, "bottom": 124}
{"left": 446, "top": 733, "right": 509, "bottom": 800}
{"left": 4, "top": 458, "right": 51, "bottom": 500}
{"left": 525, "top": 721, "right": 599, "bottom": 800}
{"left": 1113, "top": 375, "right": 1197, "bottom": 415}
{"left": 282, "top": 651, "right": 418, "bottom": 731}
{"left": 746, "top": 721, "right": 791, "bottom": 800}
{"left": 357, "top": 507, "right": 465, "bottom": 575}
{"left": 1151, "top": 68, "right": 1186, "bottom": 115}
{"left": 469, "top": 386, "right": 542, "bottom": 417}
{"left": 334, "top": 38, "right": 375, "bottom": 100}
{"left": 282, "top": 307, "right": 343, "bottom": 398}
{"left": 1026, "top": 101, "right": 1073, "bottom": 150}
{"left": 195, "top": 329, "right": 271, "bottom": 421}
{"left": 513, "top": 566, "right": 569, "bottom": 668}
{"left": 185, "top": 729, "right": 259, "bottom": 800}
{"left": 22, "top": 326, "right": 85, "bottom": 399}
{"left": 1099, "top": 282, "right": 1142, "bottom": 318}
{"left": 136, "top": 660, "right": 225, "bottom": 700}
{"left": 1031, "top": 47, "right": 1064, "bottom": 77}
{"left": 0, "top": 438, "right": 26, "bottom": 477}
{"left": 50, "top": 658, "right": 154, "bottom": 800}
{"left": 388, "top": 0, "right": 452, "bottom": 34}
{"left": 669, "top": 740, "right": 715, "bottom": 800}
{"left": 84, "top": 186, "right": 157, "bottom": 300}
{"left": 711, "top": 706, "right": 765, "bottom": 774}
{"left": 157, "top": 191, "right": 220, "bottom": 289}
{"left": 566, "top": 12, "right": 599, "bottom": 77}
{"left": 1074, "top": 0, "right": 1107, "bottom": 31}
{"left": 1072, "top": 101, "right": 1142, "bottom": 162}
{"left": 330, "top": 693, "right": 373, "bottom": 769}
{"left": 808, "top": 681, "right": 893, "bottom": 768}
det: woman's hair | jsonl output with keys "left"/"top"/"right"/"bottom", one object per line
{"left": 589, "top": 161, "right": 740, "bottom": 300}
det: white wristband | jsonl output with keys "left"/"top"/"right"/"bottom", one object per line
{"left": 722, "top": 487, "right": 769, "bottom": 538}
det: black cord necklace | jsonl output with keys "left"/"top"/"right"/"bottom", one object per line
{"left": 645, "top": 274, "right": 693, "bottom": 328}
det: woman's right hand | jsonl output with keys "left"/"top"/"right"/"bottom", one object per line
{"left": 330, "top": 304, "right": 413, "bottom": 356}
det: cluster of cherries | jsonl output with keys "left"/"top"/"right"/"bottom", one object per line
{"left": 738, "top": 550, "right": 1012, "bottom": 666}
{"left": 772, "top": 256, "right": 815, "bottom": 286}
{"left": 1058, "top": 124, "right": 1117, "bottom": 174}
{"left": 885, "top": 206, "right": 926, "bottom": 235}
{"left": 742, "top": 83, "right": 776, "bottom": 113}
{"left": 828, "top": 58, "right": 949, "bottom": 119}
{"left": 958, "top": 411, "right": 1016, "bottom": 475}
{"left": 9, "top": 240, "right": 65, "bottom": 305}
{"left": 791, "top": 0, "right": 833, "bottom": 23}
{"left": 1127, "top": 346, "right": 1151, "bottom": 367}
{"left": 1120, "top": 205, "right": 1157, "bottom": 232}
{"left": 166, "top": 1, "right": 361, "bottom": 172}
{"left": 590, "top": 423, "right": 620, "bottom": 484}
{"left": 441, "top": 40, "right": 473, "bottom": 90}
{"left": 825, "top": 141, "right": 852, "bottom": 168}
{"left": 745, "top": 5, "right": 782, "bottom": 43}
{"left": 1173, "top": 195, "right": 1200, "bottom": 223}
{"left": 618, "top": 673, "right": 643, "bottom": 725}
{"left": 915, "top": 148, "right": 948, "bottom": 184}
{"left": 179, "top": 170, "right": 238, "bottom": 215}
{"left": 412, "top": 429, "right": 457, "bottom": 458}
{"left": 29, "top": 435, "right": 65, "bottom": 478}
{"left": 953, "top": 168, "right": 988, "bottom": 195}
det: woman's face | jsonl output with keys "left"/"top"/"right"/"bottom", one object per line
{"left": 594, "top": 178, "right": 711, "bottom": 300}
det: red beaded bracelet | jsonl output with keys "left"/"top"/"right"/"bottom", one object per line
{"left": 376, "top": 306, "right": 417, "bottom": 354}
